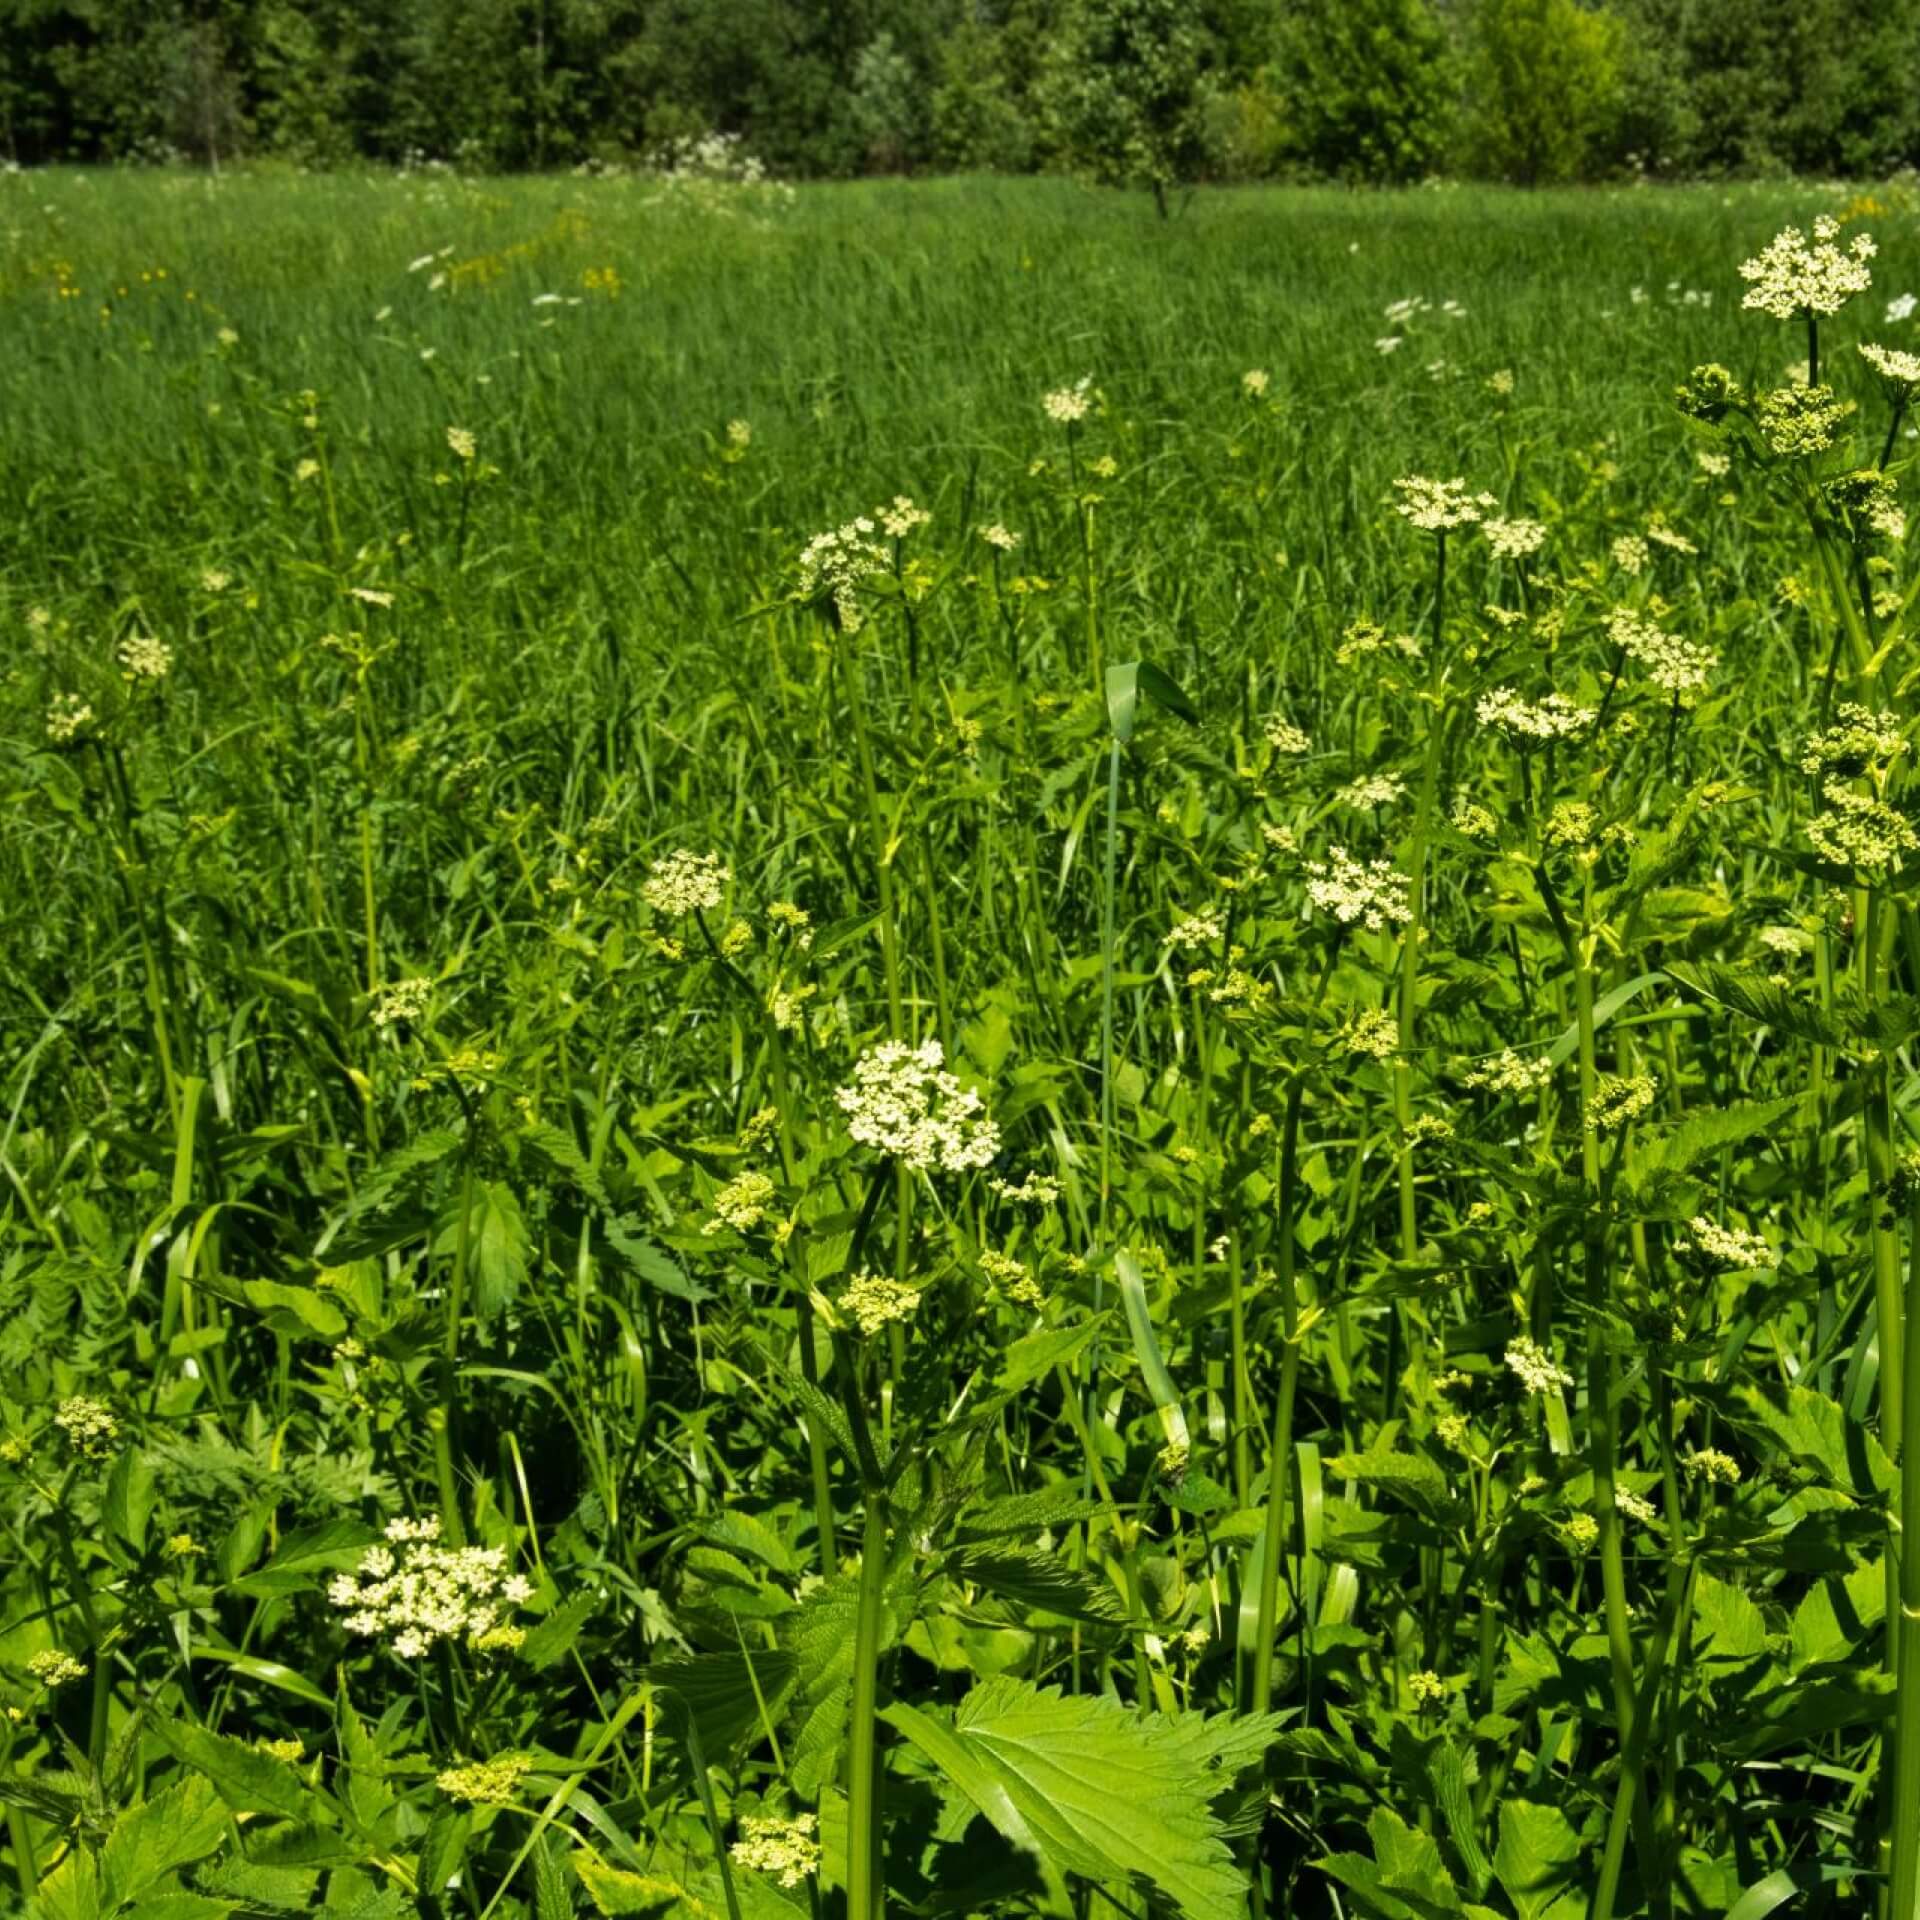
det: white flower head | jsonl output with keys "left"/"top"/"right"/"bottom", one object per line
{"left": 644, "top": 849, "right": 730, "bottom": 916}
{"left": 1739, "top": 217, "right": 1875, "bottom": 320}
{"left": 835, "top": 1038, "right": 999, "bottom": 1174}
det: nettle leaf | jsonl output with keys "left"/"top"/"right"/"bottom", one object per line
{"left": 158, "top": 1724, "right": 334, "bottom": 1824}
{"left": 468, "top": 1179, "right": 530, "bottom": 1317}
{"left": 1732, "top": 1383, "right": 1896, "bottom": 1503}
{"left": 100, "top": 1776, "right": 228, "bottom": 1912}
{"left": 1626, "top": 1094, "right": 1804, "bottom": 1191}
{"left": 1492, "top": 1800, "right": 1583, "bottom": 1920}
{"left": 646, "top": 1648, "right": 799, "bottom": 1761}
{"left": 1788, "top": 1558, "right": 1886, "bottom": 1673}
{"left": 1691, "top": 1572, "right": 1772, "bottom": 1668}
{"left": 882, "top": 1677, "right": 1252, "bottom": 1920}
{"left": 942, "top": 1545, "right": 1126, "bottom": 1624}
{"left": 314, "top": 1128, "right": 464, "bottom": 1260}
{"left": 1663, "top": 962, "right": 1851, "bottom": 1047}
{"left": 1328, "top": 1440, "right": 1468, "bottom": 1532}
{"left": 1319, "top": 1805, "right": 1502, "bottom": 1918}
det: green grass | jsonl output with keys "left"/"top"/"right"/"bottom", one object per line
{"left": 5, "top": 166, "right": 1920, "bottom": 1920}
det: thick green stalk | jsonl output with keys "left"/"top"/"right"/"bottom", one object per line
{"left": 1249, "top": 1080, "right": 1304, "bottom": 1719}
{"left": 433, "top": 1157, "right": 476, "bottom": 1547}
{"left": 845, "top": 1483, "right": 891, "bottom": 1920}
{"left": 1889, "top": 1191, "right": 1920, "bottom": 1920}
{"left": 841, "top": 647, "right": 904, "bottom": 1038}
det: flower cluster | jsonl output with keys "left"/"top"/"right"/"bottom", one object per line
{"left": 1676, "top": 1216, "right": 1775, "bottom": 1271}
{"left": 1042, "top": 377, "right": 1093, "bottom": 424}
{"left": 835, "top": 1038, "right": 999, "bottom": 1173}
{"left": 1407, "top": 1670, "right": 1448, "bottom": 1707}
{"left": 1483, "top": 516, "right": 1546, "bottom": 560}
{"left": 1608, "top": 609, "right": 1717, "bottom": 696}
{"left": 1303, "top": 848, "right": 1411, "bottom": 931}
{"left": 1806, "top": 787, "right": 1918, "bottom": 873}
{"left": 1263, "top": 714, "right": 1311, "bottom": 754}
{"left": 1755, "top": 383, "right": 1855, "bottom": 458}
{"left": 1738, "top": 216, "right": 1875, "bottom": 320}
{"left": 731, "top": 1812, "right": 821, "bottom": 1888}
{"left": 1392, "top": 475, "right": 1497, "bottom": 531}
{"left": 1585, "top": 1073, "right": 1657, "bottom": 1131}
{"left": 877, "top": 495, "right": 931, "bottom": 539}
{"left": 1165, "top": 911, "right": 1223, "bottom": 950}
{"left": 118, "top": 632, "right": 173, "bottom": 681}
{"left": 643, "top": 849, "right": 730, "bottom": 916}
{"left": 1505, "top": 1336, "right": 1573, "bottom": 1396}
{"left": 766, "top": 900, "right": 813, "bottom": 947}
{"left": 1685, "top": 1448, "right": 1742, "bottom": 1485}
{"left": 1475, "top": 687, "right": 1591, "bottom": 743}
{"left": 437, "top": 1754, "right": 531, "bottom": 1804}
{"left": 1824, "top": 468, "right": 1905, "bottom": 542}
{"left": 837, "top": 1271, "right": 922, "bottom": 1337}
{"left": 1338, "top": 1007, "right": 1399, "bottom": 1060}
{"left": 1334, "top": 773, "right": 1406, "bottom": 811}
{"left": 1463, "top": 1049, "right": 1555, "bottom": 1095}
{"left": 979, "top": 1248, "right": 1043, "bottom": 1307}
{"left": 1861, "top": 341, "right": 1920, "bottom": 391}
{"left": 371, "top": 978, "right": 433, "bottom": 1028}
{"left": 978, "top": 522, "right": 1021, "bottom": 551}
{"left": 1615, "top": 1486, "right": 1659, "bottom": 1526}
{"left": 26, "top": 1650, "right": 86, "bottom": 1688}
{"left": 53, "top": 1397, "right": 119, "bottom": 1457}
{"left": 989, "top": 1171, "right": 1061, "bottom": 1206}
{"left": 796, "top": 517, "right": 888, "bottom": 633}
{"left": 446, "top": 426, "right": 477, "bottom": 462}
{"left": 1800, "top": 704, "right": 1906, "bottom": 777}
{"left": 1336, "top": 619, "right": 1423, "bottom": 666}
{"left": 328, "top": 1517, "right": 534, "bottom": 1660}
{"left": 1612, "top": 534, "right": 1650, "bottom": 574}
{"left": 705, "top": 1169, "right": 776, "bottom": 1235}
{"left": 45, "top": 692, "right": 93, "bottom": 744}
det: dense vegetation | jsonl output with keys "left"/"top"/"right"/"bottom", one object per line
{"left": 5, "top": 0, "right": 1920, "bottom": 186}
{"left": 8, "top": 166, "right": 1920, "bottom": 1919}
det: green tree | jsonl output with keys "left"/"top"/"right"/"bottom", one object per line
{"left": 1036, "top": 0, "right": 1225, "bottom": 213}
{"left": 1268, "top": 0, "right": 1455, "bottom": 182}
{"left": 1461, "top": 0, "right": 1627, "bottom": 183}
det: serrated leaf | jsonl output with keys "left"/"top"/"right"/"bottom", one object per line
{"left": 101, "top": 1776, "right": 228, "bottom": 1910}
{"left": 1493, "top": 1800, "right": 1582, "bottom": 1920}
{"left": 883, "top": 1677, "right": 1250, "bottom": 1920}
{"left": 1664, "top": 962, "right": 1850, "bottom": 1047}
{"left": 943, "top": 1546, "right": 1125, "bottom": 1623}
{"left": 158, "top": 1723, "right": 330, "bottom": 1823}
{"left": 646, "top": 1648, "right": 799, "bottom": 1762}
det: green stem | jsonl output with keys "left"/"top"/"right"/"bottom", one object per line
{"left": 1888, "top": 1192, "right": 1920, "bottom": 1919}
{"left": 1249, "top": 1079, "right": 1304, "bottom": 1720}
{"left": 845, "top": 1477, "right": 891, "bottom": 1920}
{"left": 433, "top": 1155, "right": 476, "bottom": 1547}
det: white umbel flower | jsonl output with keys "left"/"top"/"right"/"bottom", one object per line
{"left": 835, "top": 1038, "right": 999, "bottom": 1173}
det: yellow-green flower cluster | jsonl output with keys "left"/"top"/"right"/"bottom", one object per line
{"left": 1504, "top": 1335, "right": 1573, "bottom": 1396}
{"left": 45, "top": 692, "right": 93, "bottom": 744}
{"left": 1800, "top": 703, "right": 1906, "bottom": 777}
{"left": 979, "top": 1248, "right": 1043, "bottom": 1307}
{"left": 1585, "top": 1073, "right": 1657, "bottom": 1130}
{"left": 1304, "top": 847, "right": 1411, "bottom": 931}
{"left": 1676, "top": 1217, "right": 1776, "bottom": 1271}
{"left": 53, "top": 1397, "right": 119, "bottom": 1458}
{"left": 1338, "top": 1007, "right": 1399, "bottom": 1060}
{"left": 730, "top": 1812, "right": 820, "bottom": 1887}
{"left": 1392, "top": 475, "right": 1497, "bottom": 531}
{"left": 705, "top": 1169, "right": 776, "bottom": 1235}
{"left": 835, "top": 1038, "right": 999, "bottom": 1173}
{"left": 838, "top": 1271, "right": 922, "bottom": 1336}
{"left": 26, "top": 1650, "right": 86, "bottom": 1688}
{"left": 1463, "top": 1050, "right": 1555, "bottom": 1094}
{"left": 1805, "top": 787, "right": 1918, "bottom": 874}
{"left": 1755, "top": 383, "right": 1854, "bottom": 458}
{"left": 437, "top": 1754, "right": 532, "bottom": 1804}
{"left": 1483, "top": 516, "right": 1546, "bottom": 559}
{"left": 1685, "top": 1448, "right": 1742, "bottom": 1485}
{"left": 117, "top": 632, "right": 173, "bottom": 681}
{"left": 1476, "top": 687, "right": 1591, "bottom": 742}
{"left": 643, "top": 849, "right": 730, "bottom": 916}
{"left": 1608, "top": 609, "right": 1717, "bottom": 696}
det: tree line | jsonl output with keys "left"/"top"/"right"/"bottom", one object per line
{"left": 4, "top": 0, "right": 1918, "bottom": 186}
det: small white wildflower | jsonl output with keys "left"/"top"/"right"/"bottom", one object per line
{"left": 1303, "top": 848, "right": 1411, "bottom": 931}
{"left": 1505, "top": 1335, "right": 1573, "bottom": 1396}
{"left": 1675, "top": 1216, "right": 1775, "bottom": 1271}
{"left": 1393, "top": 475, "right": 1497, "bottom": 531}
{"left": 1739, "top": 217, "right": 1875, "bottom": 320}
{"left": 835, "top": 1038, "right": 999, "bottom": 1173}
{"left": 643, "top": 849, "right": 730, "bottom": 916}
{"left": 1042, "top": 377, "right": 1093, "bottom": 424}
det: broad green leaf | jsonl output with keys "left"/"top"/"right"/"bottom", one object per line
{"left": 943, "top": 1545, "right": 1125, "bottom": 1623}
{"left": 1115, "top": 1250, "right": 1190, "bottom": 1466}
{"left": 230, "top": 1519, "right": 378, "bottom": 1598}
{"left": 646, "top": 1647, "right": 799, "bottom": 1761}
{"left": 1105, "top": 659, "right": 1198, "bottom": 745}
{"left": 1691, "top": 1572, "right": 1770, "bottom": 1666}
{"left": 1493, "top": 1800, "right": 1582, "bottom": 1920}
{"left": 100, "top": 1776, "right": 228, "bottom": 1910}
{"left": 469, "top": 1178, "right": 530, "bottom": 1316}
{"left": 1788, "top": 1558, "right": 1885, "bottom": 1673}
{"left": 159, "top": 1723, "right": 331, "bottom": 1823}
{"left": 103, "top": 1447, "right": 155, "bottom": 1559}
{"left": 884, "top": 1676, "right": 1250, "bottom": 1920}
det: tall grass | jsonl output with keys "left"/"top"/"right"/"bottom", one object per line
{"left": 3, "top": 165, "right": 1919, "bottom": 1920}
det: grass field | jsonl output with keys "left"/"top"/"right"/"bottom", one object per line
{"left": 6, "top": 167, "right": 1920, "bottom": 1920}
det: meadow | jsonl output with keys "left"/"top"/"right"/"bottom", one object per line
{"left": 5, "top": 164, "right": 1920, "bottom": 1919}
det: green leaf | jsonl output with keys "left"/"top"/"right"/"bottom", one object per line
{"left": 230, "top": 1519, "right": 377, "bottom": 1598}
{"left": 101, "top": 1777, "right": 228, "bottom": 1910}
{"left": 103, "top": 1448, "right": 155, "bottom": 1560}
{"left": 469, "top": 1179, "right": 530, "bottom": 1317}
{"left": 1691, "top": 1573, "right": 1770, "bottom": 1667}
{"left": 1788, "top": 1558, "right": 1886, "bottom": 1673}
{"left": 1115, "top": 1251, "right": 1190, "bottom": 1466}
{"left": 1493, "top": 1800, "right": 1582, "bottom": 1920}
{"left": 943, "top": 1546, "right": 1125, "bottom": 1624}
{"left": 1733, "top": 1383, "right": 1896, "bottom": 1502}
{"left": 157, "top": 1724, "right": 331, "bottom": 1823}
{"left": 883, "top": 1676, "right": 1250, "bottom": 1920}
{"left": 240, "top": 1279, "right": 348, "bottom": 1341}
{"left": 646, "top": 1648, "right": 799, "bottom": 1761}
{"left": 1664, "top": 962, "right": 1850, "bottom": 1047}
{"left": 519, "top": 1591, "right": 602, "bottom": 1671}
{"left": 1105, "top": 659, "right": 1198, "bottom": 744}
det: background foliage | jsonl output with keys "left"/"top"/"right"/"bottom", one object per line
{"left": 5, "top": 0, "right": 1920, "bottom": 185}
